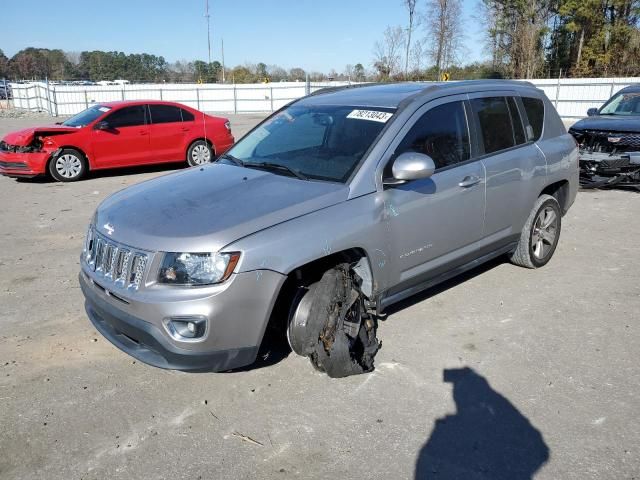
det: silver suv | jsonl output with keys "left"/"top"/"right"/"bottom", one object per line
{"left": 79, "top": 81, "right": 578, "bottom": 377}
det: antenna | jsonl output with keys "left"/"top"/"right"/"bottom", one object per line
{"left": 205, "top": 0, "right": 212, "bottom": 65}
{"left": 221, "top": 38, "right": 226, "bottom": 83}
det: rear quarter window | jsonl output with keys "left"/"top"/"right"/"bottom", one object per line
{"left": 181, "top": 109, "right": 195, "bottom": 121}
{"left": 521, "top": 97, "right": 545, "bottom": 140}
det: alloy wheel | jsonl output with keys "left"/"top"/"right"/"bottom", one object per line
{"left": 531, "top": 206, "right": 558, "bottom": 260}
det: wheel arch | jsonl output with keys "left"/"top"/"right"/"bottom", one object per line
{"left": 540, "top": 179, "right": 570, "bottom": 214}
{"left": 46, "top": 145, "right": 90, "bottom": 172}
{"left": 285, "top": 247, "right": 374, "bottom": 296}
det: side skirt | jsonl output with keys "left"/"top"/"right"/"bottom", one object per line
{"left": 378, "top": 242, "right": 517, "bottom": 313}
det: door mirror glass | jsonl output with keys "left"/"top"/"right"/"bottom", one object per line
{"left": 587, "top": 107, "right": 599, "bottom": 117}
{"left": 388, "top": 152, "right": 436, "bottom": 183}
{"left": 94, "top": 120, "right": 110, "bottom": 131}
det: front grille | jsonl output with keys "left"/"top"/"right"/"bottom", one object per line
{"left": 0, "top": 161, "right": 28, "bottom": 169}
{"left": 581, "top": 130, "right": 640, "bottom": 149}
{"left": 84, "top": 228, "right": 148, "bottom": 290}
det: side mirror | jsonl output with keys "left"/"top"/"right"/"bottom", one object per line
{"left": 94, "top": 120, "right": 110, "bottom": 131}
{"left": 587, "top": 108, "right": 598, "bottom": 117}
{"left": 386, "top": 152, "right": 436, "bottom": 184}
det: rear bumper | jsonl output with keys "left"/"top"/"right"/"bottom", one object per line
{"left": 0, "top": 150, "right": 51, "bottom": 177}
{"left": 79, "top": 266, "right": 286, "bottom": 372}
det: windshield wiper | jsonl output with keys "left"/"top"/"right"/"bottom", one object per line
{"left": 218, "top": 153, "right": 245, "bottom": 167}
{"left": 245, "top": 162, "right": 309, "bottom": 180}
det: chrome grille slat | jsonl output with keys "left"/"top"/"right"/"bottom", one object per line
{"left": 84, "top": 228, "right": 148, "bottom": 290}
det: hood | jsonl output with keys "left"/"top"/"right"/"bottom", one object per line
{"left": 95, "top": 163, "right": 349, "bottom": 253}
{"left": 3, "top": 125, "right": 79, "bottom": 146}
{"left": 571, "top": 115, "right": 640, "bottom": 134}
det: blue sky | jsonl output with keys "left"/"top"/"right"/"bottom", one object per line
{"left": 3, "top": 0, "right": 486, "bottom": 72}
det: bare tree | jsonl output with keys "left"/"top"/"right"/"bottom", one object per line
{"left": 403, "top": 0, "right": 418, "bottom": 78}
{"left": 481, "top": 0, "right": 554, "bottom": 79}
{"left": 410, "top": 38, "right": 427, "bottom": 77}
{"left": 344, "top": 64, "right": 354, "bottom": 82}
{"left": 64, "top": 51, "right": 81, "bottom": 66}
{"left": 425, "top": 0, "right": 464, "bottom": 78}
{"left": 373, "top": 25, "right": 406, "bottom": 80}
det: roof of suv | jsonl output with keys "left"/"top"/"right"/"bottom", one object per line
{"left": 298, "top": 80, "right": 539, "bottom": 109}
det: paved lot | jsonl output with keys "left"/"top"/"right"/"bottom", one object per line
{"left": 0, "top": 113, "right": 638, "bottom": 480}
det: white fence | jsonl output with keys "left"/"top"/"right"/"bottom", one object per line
{"left": 528, "top": 77, "right": 640, "bottom": 119}
{"left": 6, "top": 77, "right": 640, "bottom": 120}
{"left": 6, "top": 81, "right": 350, "bottom": 116}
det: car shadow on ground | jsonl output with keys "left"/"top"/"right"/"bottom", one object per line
{"left": 415, "top": 367, "right": 550, "bottom": 479}
{"left": 14, "top": 162, "right": 184, "bottom": 184}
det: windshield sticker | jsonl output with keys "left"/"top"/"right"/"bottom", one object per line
{"left": 98, "top": 107, "right": 111, "bottom": 112}
{"left": 347, "top": 109, "right": 393, "bottom": 123}
{"left": 253, "top": 127, "right": 270, "bottom": 140}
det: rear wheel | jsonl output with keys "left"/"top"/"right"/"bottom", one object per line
{"left": 287, "top": 264, "right": 381, "bottom": 378}
{"left": 510, "top": 194, "right": 562, "bottom": 268}
{"left": 48, "top": 148, "right": 87, "bottom": 182}
{"left": 187, "top": 140, "right": 214, "bottom": 167}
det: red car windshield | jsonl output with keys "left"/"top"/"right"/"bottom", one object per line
{"left": 63, "top": 105, "right": 112, "bottom": 127}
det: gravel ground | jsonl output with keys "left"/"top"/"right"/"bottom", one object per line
{"left": 0, "top": 113, "right": 638, "bottom": 480}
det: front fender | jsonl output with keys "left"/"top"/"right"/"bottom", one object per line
{"left": 223, "top": 192, "right": 391, "bottom": 295}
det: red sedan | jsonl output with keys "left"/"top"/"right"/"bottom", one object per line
{"left": 0, "top": 101, "right": 234, "bottom": 182}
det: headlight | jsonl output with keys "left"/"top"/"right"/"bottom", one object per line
{"left": 158, "top": 252, "right": 240, "bottom": 285}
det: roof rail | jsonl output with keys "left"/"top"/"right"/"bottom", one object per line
{"left": 305, "top": 82, "right": 384, "bottom": 97}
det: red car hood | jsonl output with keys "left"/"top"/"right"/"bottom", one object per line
{"left": 3, "top": 125, "right": 79, "bottom": 146}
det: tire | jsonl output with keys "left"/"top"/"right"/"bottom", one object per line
{"left": 287, "top": 264, "right": 381, "bottom": 378}
{"left": 510, "top": 194, "right": 562, "bottom": 269}
{"left": 187, "top": 140, "right": 214, "bottom": 167}
{"left": 48, "top": 148, "right": 87, "bottom": 182}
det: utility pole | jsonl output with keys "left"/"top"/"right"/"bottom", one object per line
{"left": 221, "top": 38, "right": 226, "bottom": 83}
{"left": 205, "top": 0, "right": 212, "bottom": 65}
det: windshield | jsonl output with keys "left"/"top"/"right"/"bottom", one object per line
{"left": 224, "top": 104, "right": 395, "bottom": 182}
{"left": 62, "top": 105, "right": 112, "bottom": 127}
{"left": 599, "top": 92, "right": 640, "bottom": 115}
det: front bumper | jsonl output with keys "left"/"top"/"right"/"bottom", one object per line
{"left": 0, "top": 150, "right": 51, "bottom": 177}
{"left": 79, "top": 266, "right": 286, "bottom": 372}
{"left": 579, "top": 151, "right": 640, "bottom": 189}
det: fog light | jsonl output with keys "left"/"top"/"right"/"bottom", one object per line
{"left": 165, "top": 316, "right": 207, "bottom": 340}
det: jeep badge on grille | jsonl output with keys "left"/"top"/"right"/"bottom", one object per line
{"left": 104, "top": 223, "right": 115, "bottom": 235}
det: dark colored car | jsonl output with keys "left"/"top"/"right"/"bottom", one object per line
{"left": 0, "top": 80, "right": 11, "bottom": 100}
{"left": 569, "top": 85, "right": 640, "bottom": 189}
{"left": 0, "top": 100, "right": 234, "bottom": 182}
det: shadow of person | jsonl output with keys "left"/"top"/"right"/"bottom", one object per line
{"left": 415, "top": 367, "right": 549, "bottom": 480}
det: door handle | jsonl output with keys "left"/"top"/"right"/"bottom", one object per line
{"left": 139, "top": 130, "right": 149, "bottom": 135}
{"left": 458, "top": 175, "right": 481, "bottom": 188}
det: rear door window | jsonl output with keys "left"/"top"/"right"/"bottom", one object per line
{"left": 521, "top": 97, "right": 545, "bottom": 140}
{"left": 105, "top": 106, "right": 146, "bottom": 128}
{"left": 471, "top": 97, "right": 517, "bottom": 154}
{"left": 149, "top": 105, "right": 182, "bottom": 124}
{"left": 394, "top": 100, "right": 471, "bottom": 169}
